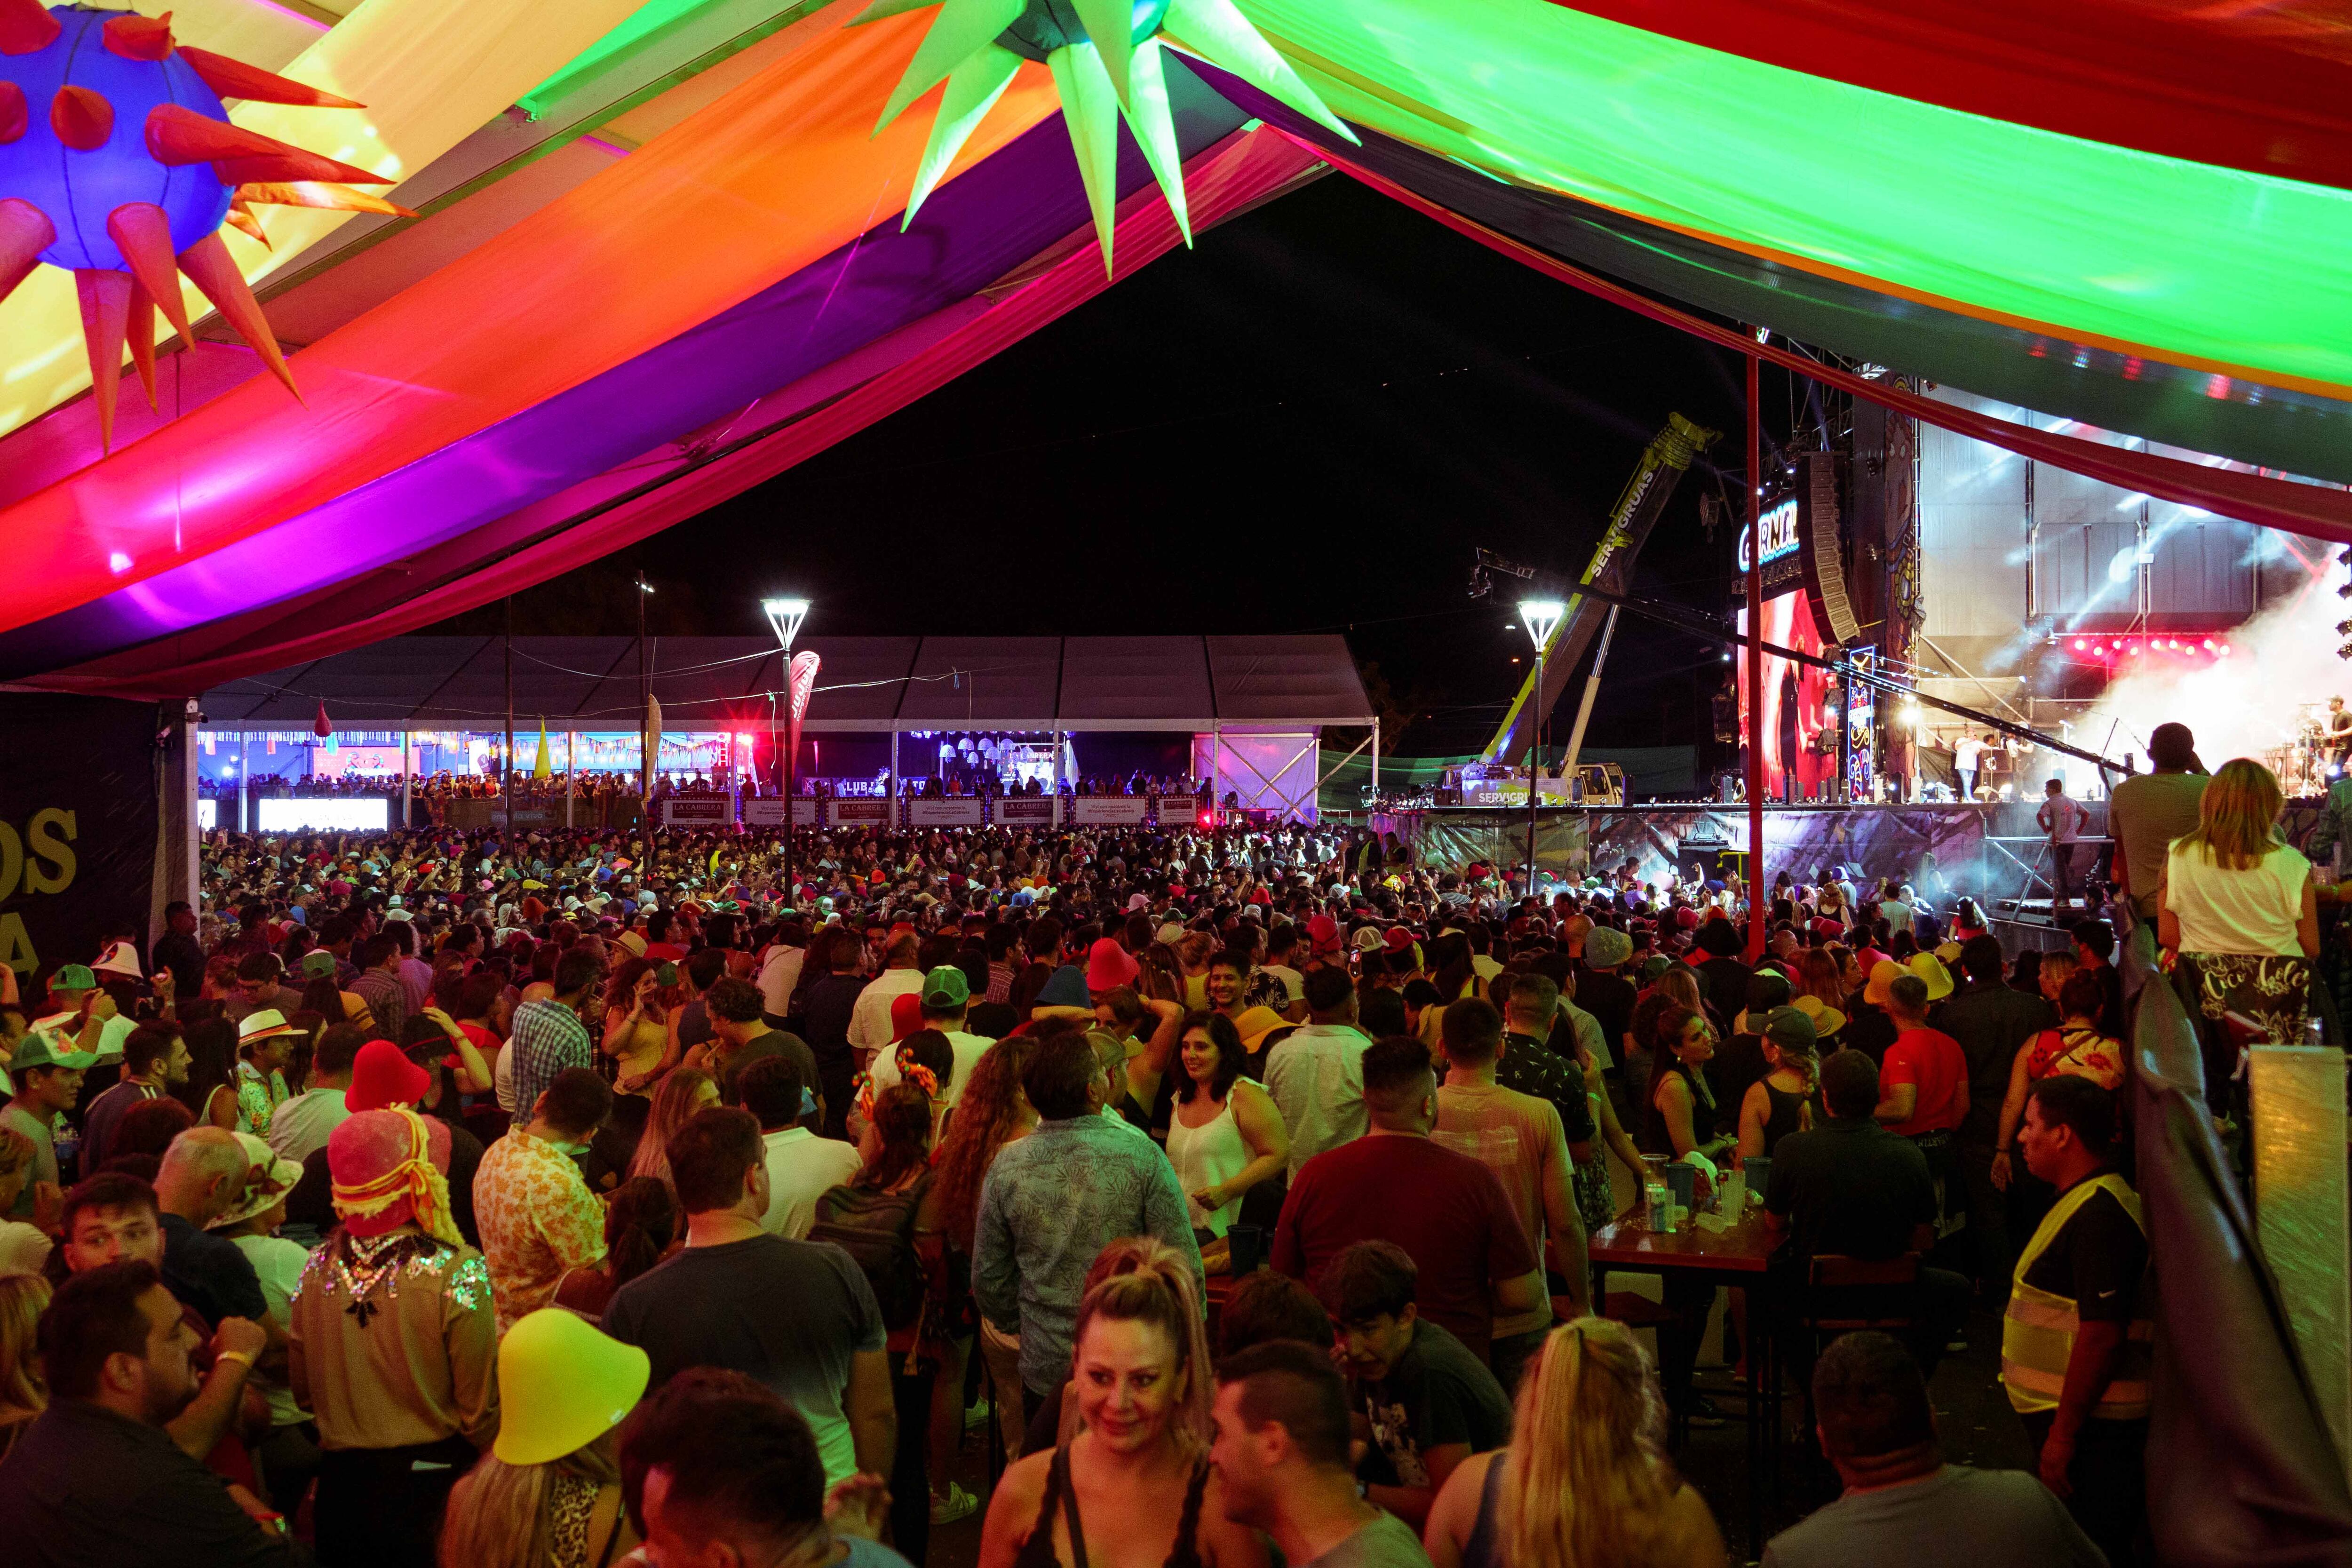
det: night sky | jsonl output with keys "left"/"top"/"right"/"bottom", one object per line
{"left": 445, "top": 174, "right": 1814, "bottom": 760}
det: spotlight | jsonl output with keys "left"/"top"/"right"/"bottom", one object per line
{"left": 2218, "top": 645, "right": 2231, "bottom": 656}
{"left": 2072, "top": 638, "right": 2087, "bottom": 651}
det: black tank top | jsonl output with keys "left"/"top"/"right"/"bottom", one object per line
{"left": 1644, "top": 1059, "right": 1717, "bottom": 1155}
{"left": 1757, "top": 1076, "right": 1819, "bottom": 1157}
{"left": 1015, "top": 1443, "right": 1210, "bottom": 1568}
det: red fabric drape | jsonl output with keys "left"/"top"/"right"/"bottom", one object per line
{"left": 1552, "top": 0, "right": 2352, "bottom": 190}
{"left": 1305, "top": 135, "right": 2352, "bottom": 545}
{"left": 41, "top": 130, "right": 1326, "bottom": 699}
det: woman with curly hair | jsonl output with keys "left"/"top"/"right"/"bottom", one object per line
{"left": 1423, "top": 1317, "right": 1724, "bottom": 1568}
{"left": 932, "top": 1037, "right": 1036, "bottom": 1466}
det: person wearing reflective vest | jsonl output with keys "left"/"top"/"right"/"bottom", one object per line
{"left": 2004, "top": 1074, "right": 2151, "bottom": 1567}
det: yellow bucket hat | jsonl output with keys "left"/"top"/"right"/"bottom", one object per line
{"left": 492, "top": 1309, "right": 651, "bottom": 1466}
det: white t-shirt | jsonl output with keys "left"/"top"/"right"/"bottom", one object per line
{"left": 1954, "top": 738, "right": 1984, "bottom": 773}
{"left": 1259, "top": 963, "right": 1306, "bottom": 1004}
{"left": 230, "top": 1233, "right": 314, "bottom": 1427}
{"left": 867, "top": 1031, "right": 993, "bottom": 1106}
{"left": 32, "top": 1011, "right": 135, "bottom": 1064}
{"left": 2040, "top": 794, "right": 2086, "bottom": 844}
{"left": 758, "top": 944, "right": 805, "bottom": 1018}
{"left": 758, "top": 1126, "right": 863, "bottom": 1240}
{"left": 2167, "top": 841, "right": 2311, "bottom": 957}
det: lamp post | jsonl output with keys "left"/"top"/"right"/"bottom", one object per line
{"left": 763, "top": 597, "right": 810, "bottom": 910}
{"left": 1520, "top": 600, "right": 1566, "bottom": 900}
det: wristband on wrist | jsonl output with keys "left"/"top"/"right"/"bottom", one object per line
{"left": 214, "top": 1350, "right": 255, "bottom": 1371}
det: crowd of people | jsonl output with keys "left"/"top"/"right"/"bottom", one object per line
{"left": 0, "top": 718, "right": 2335, "bottom": 1567}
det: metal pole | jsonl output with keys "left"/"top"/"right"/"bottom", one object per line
{"left": 1562, "top": 605, "right": 1617, "bottom": 780}
{"left": 566, "top": 731, "right": 574, "bottom": 828}
{"left": 637, "top": 571, "right": 651, "bottom": 829}
{"left": 1213, "top": 725, "right": 1224, "bottom": 828}
{"left": 1370, "top": 719, "right": 1380, "bottom": 801}
{"left": 237, "top": 730, "right": 247, "bottom": 834}
{"left": 1051, "top": 727, "right": 1062, "bottom": 827}
{"left": 503, "top": 596, "right": 515, "bottom": 837}
{"left": 783, "top": 697, "right": 797, "bottom": 907}
{"left": 400, "top": 730, "right": 410, "bottom": 829}
{"left": 889, "top": 728, "right": 898, "bottom": 829}
{"left": 1745, "top": 344, "right": 1767, "bottom": 961}
{"left": 1526, "top": 646, "right": 1543, "bottom": 898}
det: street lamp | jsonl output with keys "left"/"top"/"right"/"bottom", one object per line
{"left": 763, "top": 597, "right": 811, "bottom": 910}
{"left": 1519, "top": 600, "right": 1565, "bottom": 899}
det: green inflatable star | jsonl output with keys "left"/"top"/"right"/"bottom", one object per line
{"left": 857, "top": 0, "right": 1355, "bottom": 271}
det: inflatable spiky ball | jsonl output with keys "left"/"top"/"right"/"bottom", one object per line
{"left": 0, "top": 2, "right": 404, "bottom": 446}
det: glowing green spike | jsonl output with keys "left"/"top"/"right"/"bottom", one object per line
{"left": 874, "top": 0, "right": 1025, "bottom": 133}
{"left": 1119, "top": 39, "right": 1190, "bottom": 245}
{"left": 1162, "top": 0, "right": 1356, "bottom": 143}
{"left": 904, "top": 43, "right": 1025, "bottom": 228}
{"left": 1071, "top": 0, "right": 1139, "bottom": 105}
{"left": 1048, "top": 40, "right": 1122, "bottom": 275}
{"left": 847, "top": 0, "right": 943, "bottom": 24}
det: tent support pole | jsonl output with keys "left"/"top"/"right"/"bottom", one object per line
{"left": 567, "top": 732, "right": 575, "bottom": 829}
{"left": 1371, "top": 719, "right": 1380, "bottom": 802}
{"left": 1746, "top": 342, "right": 1767, "bottom": 963}
{"left": 400, "top": 731, "right": 410, "bottom": 829}
{"left": 890, "top": 729, "right": 899, "bottom": 830}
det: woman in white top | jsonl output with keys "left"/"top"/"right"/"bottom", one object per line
{"left": 2158, "top": 757, "right": 2320, "bottom": 1098}
{"left": 1163, "top": 1012, "right": 1287, "bottom": 1243}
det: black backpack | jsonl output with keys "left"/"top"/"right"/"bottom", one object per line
{"left": 809, "top": 1173, "right": 929, "bottom": 1331}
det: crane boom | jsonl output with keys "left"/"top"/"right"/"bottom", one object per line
{"left": 1483, "top": 412, "right": 1720, "bottom": 763}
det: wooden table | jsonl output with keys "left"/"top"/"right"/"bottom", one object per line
{"left": 1590, "top": 1206, "right": 1785, "bottom": 1552}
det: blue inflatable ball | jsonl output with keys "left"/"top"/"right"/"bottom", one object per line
{"left": 0, "top": 4, "right": 232, "bottom": 273}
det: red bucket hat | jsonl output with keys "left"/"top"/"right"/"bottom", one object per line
{"left": 348, "top": 1039, "right": 431, "bottom": 1112}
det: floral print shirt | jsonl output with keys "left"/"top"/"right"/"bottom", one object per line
{"left": 473, "top": 1130, "right": 607, "bottom": 1332}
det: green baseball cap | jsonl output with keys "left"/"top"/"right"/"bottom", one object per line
{"left": 1761, "top": 1006, "right": 1818, "bottom": 1052}
{"left": 919, "top": 965, "right": 970, "bottom": 1011}
{"left": 47, "top": 964, "right": 96, "bottom": 992}
{"left": 10, "top": 1028, "right": 97, "bottom": 1073}
{"left": 301, "top": 950, "right": 340, "bottom": 979}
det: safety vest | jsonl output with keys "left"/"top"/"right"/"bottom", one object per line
{"left": 2002, "top": 1171, "right": 2154, "bottom": 1418}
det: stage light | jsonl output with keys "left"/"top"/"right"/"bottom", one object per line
{"left": 2202, "top": 638, "right": 2217, "bottom": 650}
{"left": 762, "top": 597, "right": 811, "bottom": 652}
{"left": 2218, "top": 645, "right": 2231, "bottom": 656}
{"left": 2072, "top": 638, "right": 2087, "bottom": 651}
{"left": 735, "top": 733, "right": 755, "bottom": 747}
{"left": 2108, "top": 642, "right": 2122, "bottom": 653}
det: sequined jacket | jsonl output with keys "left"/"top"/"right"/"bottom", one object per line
{"left": 289, "top": 1229, "right": 500, "bottom": 1452}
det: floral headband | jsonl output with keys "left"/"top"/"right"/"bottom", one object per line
{"left": 854, "top": 1056, "right": 942, "bottom": 1127}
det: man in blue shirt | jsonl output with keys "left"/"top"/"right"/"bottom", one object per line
{"left": 974, "top": 1024, "right": 1202, "bottom": 1414}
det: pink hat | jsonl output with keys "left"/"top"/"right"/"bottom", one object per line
{"left": 329, "top": 1108, "right": 457, "bottom": 1242}
{"left": 1086, "top": 937, "right": 1140, "bottom": 992}
{"left": 348, "top": 1039, "right": 431, "bottom": 1112}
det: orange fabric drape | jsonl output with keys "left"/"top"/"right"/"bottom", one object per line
{"left": 46, "top": 130, "right": 1326, "bottom": 698}
{"left": 0, "top": 10, "right": 1061, "bottom": 636}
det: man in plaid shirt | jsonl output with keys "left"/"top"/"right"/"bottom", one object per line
{"left": 508, "top": 949, "right": 604, "bottom": 1127}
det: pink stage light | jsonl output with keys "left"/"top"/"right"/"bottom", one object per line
{"left": 2072, "top": 638, "right": 2087, "bottom": 651}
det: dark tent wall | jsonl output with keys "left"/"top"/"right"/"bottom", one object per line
{"left": 0, "top": 693, "right": 167, "bottom": 989}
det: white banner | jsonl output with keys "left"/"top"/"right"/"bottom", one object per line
{"left": 1072, "top": 797, "right": 1150, "bottom": 826}
{"left": 661, "top": 797, "right": 733, "bottom": 827}
{"left": 907, "top": 799, "right": 984, "bottom": 826}
{"left": 996, "top": 797, "right": 1055, "bottom": 827}
{"left": 742, "top": 799, "right": 818, "bottom": 827}
{"left": 1156, "top": 794, "right": 1199, "bottom": 822}
{"left": 256, "top": 798, "right": 387, "bottom": 833}
{"left": 828, "top": 799, "right": 893, "bottom": 828}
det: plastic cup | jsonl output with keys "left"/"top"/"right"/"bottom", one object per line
{"left": 1227, "top": 1224, "right": 1265, "bottom": 1276}
{"left": 1743, "top": 1156, "right": 1772, "bottom": 1208}
{"left": 1664, "top": 1162, "right": 1696, "bottom": 1212}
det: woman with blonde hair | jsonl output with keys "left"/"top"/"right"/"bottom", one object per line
{"left": 0, "top": 1272, "right": 49, "bottom": 1462}
{"left": 439, "top": 1309, "right": 648, "bottom": 1568}
{"left": 624, "top": 1067, "right": 717, "bottom": 1190}
{"left": 1423, "top": 1317, "right": 1725, "bottom": 1568}
{"left": 978, "top": 1241, "right": 1263, "bottom": 1568}
{"left": 2159, "top": 756, "right": 2321, "bottom": 1103}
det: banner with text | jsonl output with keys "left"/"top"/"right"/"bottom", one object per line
{"left": 908, "top": 799, "right": 985, "bottom": 826}
{"left": 743, "top": 799, "right": 818, "bottom": 827}
{"left": 828, "top": 799, "right": 893, "bottom": 828}
{"left": 0, "top": 694, "right": 159, "bottom": 982}
{"left": 996, "top": 797, "right": 1056, "bottom": 827}
{"left": 1157, "top": 795, "right": 1200, "bottom": 823}
{"left": 1072, "top": 798, "right": 1151, "bottom": 826}
{"left": 661, "top": 798, "right": 733, "bottom": 827}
